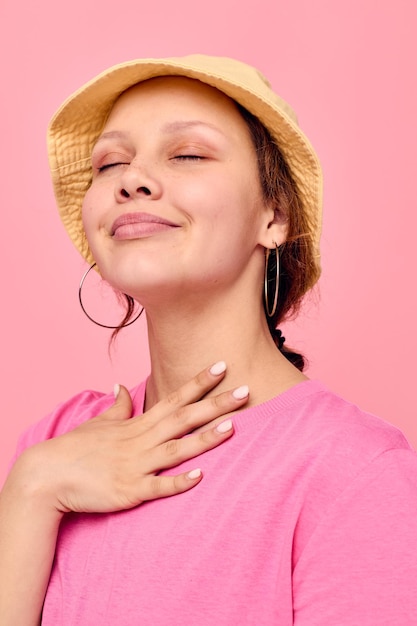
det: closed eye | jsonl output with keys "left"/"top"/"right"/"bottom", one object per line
{"left": 98, "top": 162, "right": 129, "bottom": 173}
{"left": 172, "top": 154, "right": 205, "bottom": 161}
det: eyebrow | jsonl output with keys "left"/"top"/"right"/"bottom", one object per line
{"left": 160, "top": 120, "right": 226, "bottom": 136}
{"left": 94, "top": 130, "right": 128, "bottom": 145}
{"left": 94, "top": 120, "right": 226, "bottom": 146}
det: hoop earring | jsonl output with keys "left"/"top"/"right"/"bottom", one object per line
{"left": 79, "top": 263, "right": 144, "bottom": 329}
{"left": 264, "top": 242, "right": 280, "bottom": 318}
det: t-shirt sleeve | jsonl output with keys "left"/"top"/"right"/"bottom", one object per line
{"left": 293, "top": 448, "right": 417, "bottom": 625}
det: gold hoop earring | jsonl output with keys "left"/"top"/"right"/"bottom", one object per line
{"left": 264, "top": 242, "right": 280, "bottom": 318}
{"left": 79, "top": 263, "right": 144, "bottom": 329}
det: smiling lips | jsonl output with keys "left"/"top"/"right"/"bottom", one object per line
{"left": 111, "top": 212, "right": 180, "bottom": 240}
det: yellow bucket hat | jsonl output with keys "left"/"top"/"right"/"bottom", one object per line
{"left": 47, "top": 54, "right": 323, "bottom": 273}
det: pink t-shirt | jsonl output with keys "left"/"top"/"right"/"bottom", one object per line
{"left": 14, "top": 380, "right": 417, "bottom": 624}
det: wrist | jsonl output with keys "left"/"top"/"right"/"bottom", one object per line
{"left": 4, "top": 445, "right": 66, "bottom": 520}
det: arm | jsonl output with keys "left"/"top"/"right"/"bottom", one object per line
{"left": 0, "top": 459, "right": 63, "bottom": 625}
{"left": 0, "top": 363, "right": 248, "bottom": 624}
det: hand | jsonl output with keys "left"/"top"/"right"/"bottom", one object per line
{"left": 13, "top": 362, "right": 248, "bottom": 515}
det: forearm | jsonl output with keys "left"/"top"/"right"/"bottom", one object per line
{"left": 0, "top": 457, "right": 63, "bottom": 625}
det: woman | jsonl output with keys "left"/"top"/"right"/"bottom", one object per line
{"left": 1, "top": 55, "right": 416, "bottom": 625}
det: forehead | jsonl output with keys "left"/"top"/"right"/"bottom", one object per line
{"left": 104, "top": 76, "right": 251, "bottom": 137}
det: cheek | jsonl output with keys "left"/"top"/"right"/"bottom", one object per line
{"left": 81, "top": 184, "right": 106, "bottom": 235}
{"left": 81, "top": 193, "right": 94, "bottom": 239}
{"left": 172, "top": 172, "right": 250, "bottom": 225}
{"left": 80, "top": 193, "right": 107, "bottom": 259}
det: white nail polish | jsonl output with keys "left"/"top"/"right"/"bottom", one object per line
{"left": 209, "top": 361, "right": 227, "bottom": 375}
{"left": 216, "top": 419, "right": 233, "bottom": 433}
{"left": 232, "top": 385, "right": 249, "bottom": 400}
{"left": 113, "top": 383, "right": 120, "bottom": 398}
{"left": 187, "top": 468, "right": 202, "bottom": 480}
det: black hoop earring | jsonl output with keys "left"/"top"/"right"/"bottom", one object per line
{"left": 79, "top": 263, "right": 144, "bottom": 329}
{"left": 264, "top": 242, "right": 280, "bottom": 318}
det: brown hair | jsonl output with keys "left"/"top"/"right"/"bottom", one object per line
{"left": 111, "top": 104, "right": 319, "bottom": 371}
{"left": 236, "top": 104, "right": 320, "bottom": 370}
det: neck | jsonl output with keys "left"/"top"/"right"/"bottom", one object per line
{"left": 143, "top": 293, "right": 306, "bottom": 411}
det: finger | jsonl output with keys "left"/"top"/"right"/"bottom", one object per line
{"left": 150, "top": 385, "right": 249, "bottom": 443}
{"left": 157, "top": 417, "right": 235, "bottom": 471}
{"left": 142, "top": 468, "right": 204, "bottom": 500}
{"left": 148, "top": 361, "right": 228, "bottom": 420}
{"left": 97, "top": 384, "right": 133, "bottom": 422}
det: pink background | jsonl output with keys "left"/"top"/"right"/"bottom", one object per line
{"left": 0, "top": 0, "right": 416, "bottom": 485}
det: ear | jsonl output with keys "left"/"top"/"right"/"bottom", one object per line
{"left": 257, "top": 204, "right": 288, "bottom": 249}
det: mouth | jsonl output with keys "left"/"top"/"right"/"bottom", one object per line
{"left": 111, "top": 212, "right": 180, "bottom": 240}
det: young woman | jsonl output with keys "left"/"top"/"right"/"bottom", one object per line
{"left": 1, "top": 55, "right": 416, "bottom": 625}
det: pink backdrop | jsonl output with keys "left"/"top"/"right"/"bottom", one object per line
{"left": 1, "top": 0, "right": 416, "bottom": 485}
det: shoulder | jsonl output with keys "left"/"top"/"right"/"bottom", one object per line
{"left": 248, "top": 380, "right": 412, "bottom": 465}
{"left": 13, "top": 381, "right": 146, "bottom": 459}
{"left": 247, "top": 381, "right": 416, "bottom": 531}
{"left": 285, "top": 380, "right": 415, "bottom": 495}
{"left": 280, "top": 379, "right": 412, "bottom": 458}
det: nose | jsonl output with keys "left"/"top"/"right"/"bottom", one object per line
{"left": 120, "top": 186, "right": 150, "bottom": 198}
{"left": 115, "top": 162, "right": 162, "bottom": 202}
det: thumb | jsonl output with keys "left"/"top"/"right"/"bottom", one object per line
{"left": 100, "top": 383, "right": 133, "bottom": 422}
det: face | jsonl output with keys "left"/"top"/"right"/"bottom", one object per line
{"left": 82, "top": 77, "right": 286, "bottom": 306}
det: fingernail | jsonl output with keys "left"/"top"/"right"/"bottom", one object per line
{"left": 232, "top": 385, "right": 249, "bottom": 400}
{"left": 113, "top": 383, "right": 120, "bottom": 398}
{"left": 209, "top": 361, "right": 227, "bottom": 376}
{"left": 187, "top": 468, "right": 202, "bottom": 480}
{"left": 216, "top": 419, "right": 233, "bottom": 433}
